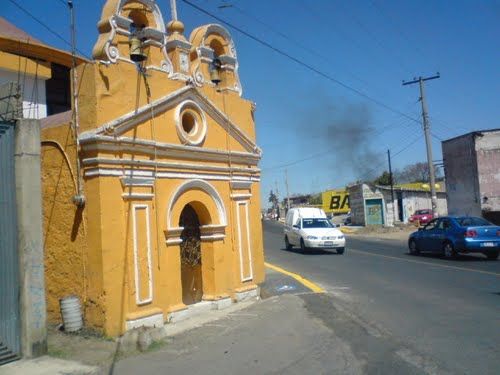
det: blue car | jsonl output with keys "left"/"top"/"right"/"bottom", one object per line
{"left": 408, "top": 216, "right": 500, "bottom": 260}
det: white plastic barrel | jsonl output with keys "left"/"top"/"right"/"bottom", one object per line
{"left": 60, "top": 295, "right": 83, "bottom": 332}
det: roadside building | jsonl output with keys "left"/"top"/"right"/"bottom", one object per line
{"left": 0, "top": 17, "right": 85, "bottom": 363}
{"left": 347, "top": 183, "right": 447, "bottom": 226}
{"left": 442, "top": 129, "right": 500, "bottom": 224}
{"left": 39, "top": 0, "right": 264, "bottom": 337}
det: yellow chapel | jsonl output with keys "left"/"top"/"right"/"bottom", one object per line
{"left": 41, "top": 0, "right": 264, "bottom": 336}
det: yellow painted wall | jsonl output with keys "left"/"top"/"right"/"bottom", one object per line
{"left": 40, "top": 0, "right": 264, "bottom": 337}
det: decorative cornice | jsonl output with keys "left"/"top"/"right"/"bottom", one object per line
{"left": 82, "top": 157, "right": 261, "bottom": 174}
{"left": 83, "top": 168, "right": 261, "bottom": 182}
{"left": 80, "top": 135, "right": 261, "bottom": 165}
{"left": 230, "top": 180, "right": 252, "bottom": 190}
{"left": 122, "top": 193, "right": 154, "bottom": 200}
{"left": 230, "top": 193, "right": 252, "bottom": 200}
{"left": 78, "top": 86, "right": 262, "bottom": 156}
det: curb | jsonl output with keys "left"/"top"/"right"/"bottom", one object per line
{"left": 265, "top": 262, "right": 324, "bottom": 293}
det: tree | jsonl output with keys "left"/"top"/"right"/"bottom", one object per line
{"left": 372, "top": 171, "right": 392, "bottom": 186}
{"left": 309, "top": 193, "right": 322, "bottom": 205}
{"left": 268, "top": 190, "right": 278, "bottom": 209}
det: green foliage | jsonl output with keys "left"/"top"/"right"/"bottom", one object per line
{"left": 309, "top": 193, "right": 322, "bottom": 205}
{"left": 373, "top": 171, "right": 392, "bottom": 186}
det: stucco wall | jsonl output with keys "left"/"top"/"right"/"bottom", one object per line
{"left": 475, "top": 131, "right": 500, "bottom": 216}
{"left": 347, "top": 184, "right": 365, "bottom": 226}
{"left": 443, "top": 134, "right": 481, "bottom": 216}
{"left": 41, "top": 124, "right": 94, "bottom": 327}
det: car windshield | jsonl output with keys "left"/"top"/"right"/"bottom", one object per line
{"left": 456, "top": 217, "right": 493, "bottom": 227}
{"left": 415, "top": 210, "right": 431, "bottom": 215}
{"left": 301, "top": 218, "right": 333, "bottom": 228}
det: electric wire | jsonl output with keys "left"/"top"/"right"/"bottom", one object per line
{"left": 261, "top": 116, "right": 421, "bottom": 173}
{"left": 181, "top": 0, "right": 424, "bottom": 127}
{"left": 6, "top": 0, "right": 90, "bottom": 59}
{"left": 223, "top": 3, "right": 377, "bottom": 93}
{"left": 182, "top": 0, "right": 448, "bottom": 145}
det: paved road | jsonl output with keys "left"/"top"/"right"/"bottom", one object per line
{"left": 264, "top": 219, "right": 500, "bottom": 375}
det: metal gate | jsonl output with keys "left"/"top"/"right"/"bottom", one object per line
{"left": 365, "top": 198, "right": 385, "bottom": 225}
{"left": 0, "top": 121, "right": 21, "bottom": 365}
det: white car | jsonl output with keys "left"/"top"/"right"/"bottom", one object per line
{"left": 284, "top": 216, "right": 346, "bottom": 254}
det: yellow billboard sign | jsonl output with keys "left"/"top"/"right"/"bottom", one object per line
{"left": 322, "top": 190, "right": 350, "bottom": 214}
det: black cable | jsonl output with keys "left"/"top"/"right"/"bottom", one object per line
{"left": 7, "top": 0, "right": 90, "bottom": 59}
{"left": 181, "top": 0, "right": 423, "bottom": 126}
{"left": 261, "top": 117, "right": 421, "bottom": 172}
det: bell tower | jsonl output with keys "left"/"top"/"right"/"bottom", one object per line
{"left": 166, "top": 19, "right": 192, "bottom": 79}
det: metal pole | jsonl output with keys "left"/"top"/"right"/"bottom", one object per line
{"left": 285, "top": 169, "right": 290, "bottom": 211}
{"left": 402, "top": 73, "right": 440, "bottom": 217}
{"left": 68, "top": 0, "right": 85, "bottom": 206}
{"left": 387, "top": 149, "right": 396, "bottom": 223}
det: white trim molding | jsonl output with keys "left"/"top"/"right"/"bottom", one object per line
{"left": 166, "top": 179, "right": 228, "bottom": 230}
{"left": 235, "top": 201, "right": 253, "bottom": 282}
{"left": 235, "top": 287, "right": 259, "bottom": 302}
{"left": 200, "top": 233, "right": 226, "bottom": 241}
{"left": 175, "top": 100, "right": 207, "bottom": 146}
{"left": 230, "top": 180, "right": 252, "bottom": 190}
{"left": 230, "top": 193, "right": 252, "bottom": 200}
{"left": 122, "top": 193, "right": 154, "bottom": 200}
{"left": 132, "top": 204, "right": 154, "bottom": 305}
{"left": 84, "top": 168, "right": 260, "bottom": 182}
{"left": 125, "top": 312, "right": 164, "bottom": 330}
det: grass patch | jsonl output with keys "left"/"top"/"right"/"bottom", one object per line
{"left": 48, "top": 347, "right": 70, "bottom": 359}
{"left": 145, "top": 340, "right": 168, "bottom": 352}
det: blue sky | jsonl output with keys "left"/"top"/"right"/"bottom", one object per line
{"left": 4, "top": 0, "right": 499, "bottom": 207}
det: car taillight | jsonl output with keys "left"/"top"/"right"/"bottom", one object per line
{"left": 465, "top": 230, "right": 477, "bottom": 238}
{"left": 497, "top": 230, "right": 500, "bottom": 237}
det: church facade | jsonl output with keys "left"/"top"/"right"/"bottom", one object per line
{"left": 41, "top": 0, "right": 264, "bottom": 336}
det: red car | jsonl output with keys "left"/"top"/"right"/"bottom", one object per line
{"left": 409, "top": 209, "right": 433, "bottom": 225}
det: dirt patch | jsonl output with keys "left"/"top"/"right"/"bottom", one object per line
{"left": 47, "top": 325, "right": 117, "bottom": 368}
{"left": 349, "top": 224, "right": 418, "bottom": 240}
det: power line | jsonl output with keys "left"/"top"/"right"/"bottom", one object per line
{"left": 368, "top": 0, "right": 428, "bottom": 61}
{"left": 6, "top": 0, "right": 90, "bottom": 59}
{"left": 181, "top": 0, "right": 424, "bottom": 126}
{"left": 357, "top": 133, "right": 423, "bottom": 181}
{"left": 223, "top": 3, "right": 377, "bottom": 93}
{"left": 261, "top": 116, "right": 421, "bottom": 172}
{"left": 334, "top": 0, "right": 413, "bottom": 75}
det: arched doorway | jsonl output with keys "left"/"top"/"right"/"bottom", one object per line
{"left": 179, "top": 204, "right": 203, "bottom": 305}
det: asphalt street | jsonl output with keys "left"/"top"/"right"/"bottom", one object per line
{"left": 264, "top": 219, "right": 500, "bottom": 374}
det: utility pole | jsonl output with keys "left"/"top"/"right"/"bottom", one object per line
{"left": 387, "top": 149, "right": 396, "bottom": 223}
{"left": 403, "top": 73, "right": 440, "bottom": 216}
{"left": 285, "top": 169, "right": 290, "bottom": 211}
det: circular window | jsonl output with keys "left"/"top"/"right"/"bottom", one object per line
{"left": 175, "top": 100, "right": 207, "bottom": 146}
{"left": 182, "top": 111, "right": 197, "bottom": 135}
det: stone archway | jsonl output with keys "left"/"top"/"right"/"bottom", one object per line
{"left": 179, "top": 204, "right": 203, "bottom": 305}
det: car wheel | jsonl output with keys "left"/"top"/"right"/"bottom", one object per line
{"left": 300, "top": 238, "right": 307, "bottom": 252}
{"left": 443, "top": 242, "right": 457, "bottom": 259}
{"left": 409, "top": 240, "right": 420, "bottom": 255}
{"left": 285, "top": 236, "right": 292, "bottom": 250}
{"left": 337, "top": 247, "right": 345, "bottom": 255}
{"left": 486, "top": 251, "right": 499, "bottom": 260}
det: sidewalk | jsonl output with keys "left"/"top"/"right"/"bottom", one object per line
{"left": 1, "top": 267, "right": 317, "bottom": 375}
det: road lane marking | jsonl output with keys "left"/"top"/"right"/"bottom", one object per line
{"left": 348, "top": 249, "right": 500, "bottom": 277}
{"left": 265, "top": 262, "right": 325, "bottom": 293}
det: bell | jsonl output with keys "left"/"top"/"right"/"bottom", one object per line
{"left": 210, "top": 58, "right": 222, "bottom": 84}
{"left": 129, "top": 35, "right": 147, "bottom": 62}
{"left": 209, "top": 68, "right": 221, "bottom": 85}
